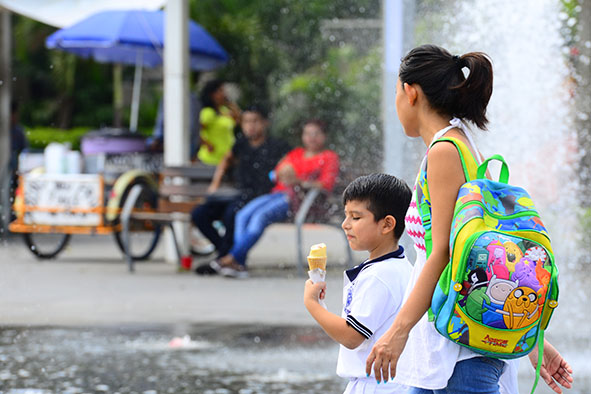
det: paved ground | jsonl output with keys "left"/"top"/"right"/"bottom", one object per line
{"left": 1, "top": 225, "right": 588, "bottom": 393}
{"left": 0, "top": 223, "right": 365, "bottom": 327}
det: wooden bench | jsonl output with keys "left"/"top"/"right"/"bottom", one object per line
{"left": 120, "top": 164, "right": 217, "bottom": 272}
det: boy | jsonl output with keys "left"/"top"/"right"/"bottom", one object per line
{"left": 303, "top": 173, "right": 412, "bottom": 393}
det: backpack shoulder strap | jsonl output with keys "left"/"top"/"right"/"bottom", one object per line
{"left": 416, "top": 136, "right": 481, "bottom": 257}
{"left": 431, "top": 136, "right": 480, "bottom": 182}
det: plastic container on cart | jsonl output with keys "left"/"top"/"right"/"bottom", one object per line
{"left": 81, "top": 128, "right": 146, "bottom": 155}
{"left": 44, "top": 142, "right": 68, "bottom": 173}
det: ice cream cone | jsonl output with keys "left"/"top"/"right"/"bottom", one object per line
{"left": 307, "top": 243, "right": 327, "bottom": 271}
{"left": 307, "top": 256, "right": 327, "bottom": 271}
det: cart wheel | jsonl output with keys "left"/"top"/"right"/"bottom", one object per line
{"left": 23, "top": 233, "right": 71, "bottom": 259}
{"left": 113, "top": 180, "right": 161, "bottom": 261}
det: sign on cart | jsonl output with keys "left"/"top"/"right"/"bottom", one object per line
{"left": 23, "top": 174, "right": 103, "bottom": 226}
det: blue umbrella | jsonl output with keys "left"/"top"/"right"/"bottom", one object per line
{"left": 46, "top": 9, "right": 228, "bottom": 70}
{"left": 46, "top": 9, "right": 229, "bottom": 130}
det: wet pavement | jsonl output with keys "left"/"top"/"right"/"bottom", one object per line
{"left": 0, "top": 229, "right": 589, "bottom": 393}
{"left": 0, "top": 324, "right": 345, "bottom": 394}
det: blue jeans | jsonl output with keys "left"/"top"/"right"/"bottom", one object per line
{"left": 410, "top": 357, "right": 505, "bottom": 394}
{"left": 229, "top": 192, "right": 289, "bottom": 266}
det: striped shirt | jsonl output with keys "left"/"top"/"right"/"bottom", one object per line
{"left": 405, "top": 185, "right": 427, "bottom": 256}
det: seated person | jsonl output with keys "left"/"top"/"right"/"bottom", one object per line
{"left": 193, "top": 106, "right": 290, "bottom": 274}
{"left": 211, "top": 119, "right": 340, "bottom": 278}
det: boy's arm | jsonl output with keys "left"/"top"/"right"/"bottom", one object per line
{"left": 303, "top": 280, "right": 365, "bottom": 349}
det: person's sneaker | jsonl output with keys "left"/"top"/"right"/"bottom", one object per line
{"left": 220, "top": 263, "right": 249, "bottom": 279}
{"left": 195, "top": 260, "right": 222, "bottom": 275}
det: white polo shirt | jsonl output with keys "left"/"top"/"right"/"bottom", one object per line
{"left": 336, "top": 246, "right": 412, "bottom": 380}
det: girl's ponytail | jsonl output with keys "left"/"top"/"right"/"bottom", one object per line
{"left": 452, "top": 52, "right": 493, "bottom": 129}
{"left": 399, "top": 45, "right": 494, "bottom": 130}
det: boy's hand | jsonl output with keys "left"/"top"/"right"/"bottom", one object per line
{"left": 303, "top": 279, "right": 326, "bottom": 307}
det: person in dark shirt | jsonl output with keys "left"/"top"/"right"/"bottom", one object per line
{"left": 193, "top": 105, "right": 290, "bottom": 274}
{"left": 10, "top": 101, "right": 28, "bottom": 173}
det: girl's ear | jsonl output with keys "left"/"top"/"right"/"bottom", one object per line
{"left": 403, "top": 82, "right": 418, "bottom": 106}
{"left": 382, "top": 215, "right": 397, "bottom": 235}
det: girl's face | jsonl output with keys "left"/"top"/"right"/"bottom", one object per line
{"left": 302, "top": 123, "right": 326, "bottom": 153}
{"left": 395, "top": 78, "right": 418, "bottom": 138}
{"left": 211, "top": 85, "right": 227, "bottom": 107}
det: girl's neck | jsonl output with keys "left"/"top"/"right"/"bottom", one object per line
{"left": 418, "top": 116, "right": 455, "bottom": 147}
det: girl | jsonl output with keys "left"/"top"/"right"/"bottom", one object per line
{"left": 365, "top": 45, "right": 573, "bottom": 394}
{"left": 196, "top": 79, "right": 240, "bottom": 165}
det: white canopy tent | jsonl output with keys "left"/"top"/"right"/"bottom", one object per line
{"left": 0, "top": 0, "right": 166, "bottom": 28}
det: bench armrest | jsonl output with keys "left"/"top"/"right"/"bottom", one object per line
{"left": 294, "top": 187, "right": 323, "bottom": 226}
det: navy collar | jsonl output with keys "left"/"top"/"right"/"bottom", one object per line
{"left": 345, "top": 246, "right": 405, "bottom": 282}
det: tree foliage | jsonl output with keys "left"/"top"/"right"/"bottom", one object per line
{"left": 12, "top": 0, "right": 384, "bottom": 173}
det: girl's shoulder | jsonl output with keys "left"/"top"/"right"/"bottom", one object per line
{"left": 429, "top": 133, "right": 479, "bottom": 165}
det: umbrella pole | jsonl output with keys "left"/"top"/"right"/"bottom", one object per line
{"left": 129, "top": 52, "right": 143, "bottom": 132}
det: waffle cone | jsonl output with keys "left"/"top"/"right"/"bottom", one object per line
{"left": 307, "top": 256, "right": 327, "bottom": 271}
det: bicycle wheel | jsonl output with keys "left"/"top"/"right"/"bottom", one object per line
{"left": 23, "top": 232, "right": 71, "bottom": 259}
{"left": 113, "top": 181, "right": 161, "bottom": 261}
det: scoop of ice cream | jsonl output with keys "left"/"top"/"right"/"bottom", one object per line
{"left": 308, "top": 243, "right": 327, "bottom": 271}
{"left": 308, "top": 243, "right": 326, "bottom": 258}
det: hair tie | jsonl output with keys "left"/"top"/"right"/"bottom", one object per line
{"left": 452, "top": 55, "right": 462, "bottom": 66}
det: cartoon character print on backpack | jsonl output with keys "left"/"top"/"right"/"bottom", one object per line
{"left": 459, "top": 267, "right": 488, "bottom": 308}
{"left": 482, "top": 275, "right": 519, "bottom": 329}
{"left": 458, "top": 233, "right": 551, "bottom": 330}
{"left": 503, "top": 286, "right": 540, "bottom": 329}
{"left": 503, "top": 241, "right": 522, "bottom": 273}
{"left": 486, "top": 241, "right": 510, "bottom": 280}
{"left": 512, "top": 257, "right": 541, "bottom": 292}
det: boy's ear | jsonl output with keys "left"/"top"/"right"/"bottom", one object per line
{"left": 381, "top": 215, "right": 396, "bottom": 235}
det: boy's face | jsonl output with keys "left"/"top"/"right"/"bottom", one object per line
{"left": 241, "top": 111, "right": 268, "bottom": 140}
{"left": 341, "top": 199, "right": 384, "bottom": 252}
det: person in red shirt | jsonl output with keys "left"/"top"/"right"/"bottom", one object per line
{"left": 211, "top": 119, "right": 339, "bottom": 278}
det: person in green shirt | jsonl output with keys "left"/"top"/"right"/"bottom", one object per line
{"left": 197, "top": 79, "right": 241, "bottom": 165}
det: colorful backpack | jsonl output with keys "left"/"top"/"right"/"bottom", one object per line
{"left": 417, "top": 137, "right": 559, "bottom": 390}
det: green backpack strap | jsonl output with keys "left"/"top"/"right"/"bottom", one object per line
{"left": 476, "top": 154, "right": 510, "bottom": 183}
{"left": 422, "top": 137, "right": 480, "bottom": 321}
{"left": 432, "top": 136, "right": 480, "bottom": 183}
{"left": 421, "top": 136, "right": 480, "bottom": 251}
{"left": 530, "top": 329, "right": 545, "bottom": 394}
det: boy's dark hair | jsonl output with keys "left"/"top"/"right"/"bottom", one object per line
{"left": 399, "top": 44, "right": 493, "bottom": 130}
{"left": 242, "top": 104, "right": 269, "bottom": 119}
{"left": 342, "top": 173, "right": 412, "bottom": 239}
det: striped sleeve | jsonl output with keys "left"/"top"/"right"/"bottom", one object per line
{"left": 346, "top": 315, "right": 372, "bottom": 339}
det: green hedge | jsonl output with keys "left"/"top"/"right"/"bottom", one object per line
{"left": 25, "top": 127, "right": 90, "bottom": 151}
{"left": 24, "top": 126, "right": 152, "bottom": 151}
